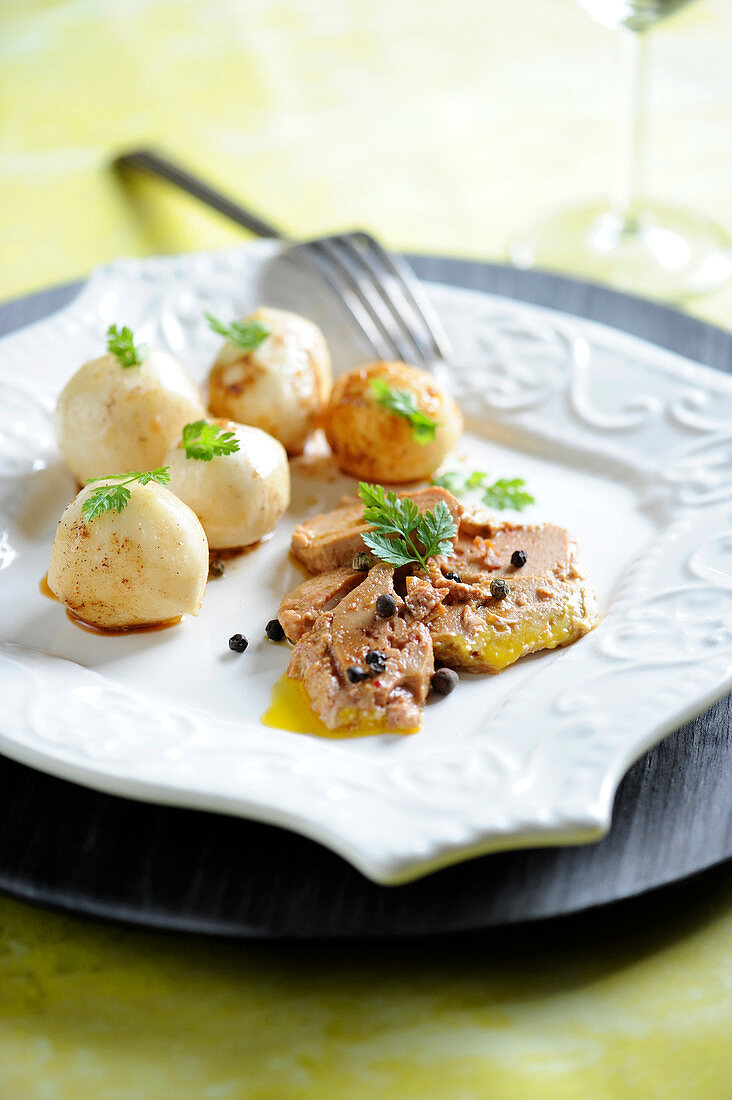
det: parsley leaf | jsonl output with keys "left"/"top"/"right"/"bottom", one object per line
{"left": 181, "top": 420, "right": 240, "bottom": 461}
{"left": 360, "top": 531, "right": 417, "bottom": 568}
{"left": 205, "top": 311, "right": 269, "bottom": 351}
{"left": 82, "top": 467, "right": 171, "bottom": 522}
{"left": 429, "top": 469, "right": 463, "bottom": 495}
{"left": 433, "top": 469, "right": 535, "bottom": 512}
{"left": 81, "top": 483, "right": 132, "bottom": 521}
{"left": 106, "top": 324, "right": 145, "bottom": 368}
{"left": 359, "top": 481, "right": 457, "bottom": 572}
{"left": 481, "top": 478, "right": 535, "bottom": 511}
{"left": 369, "top": 378, "right": 440, "bottom": 444}
{"left": 415, "top": 500, "right": 457, "bottom": 559}
{"left": 85, "top": 468, "right": 171, "bottom": 486}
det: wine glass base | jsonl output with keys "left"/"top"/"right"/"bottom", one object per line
{"left": 509, "top": 200, "right": 732, "bottom": 301}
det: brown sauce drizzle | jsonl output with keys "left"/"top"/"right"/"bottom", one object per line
{"left": 209, "top": 544, "right": 257, "bottom": 564}
{"left": 287, "top": 551, "right": 312, "bottom": 579}
{"left": 39, "top": 574, "right": 58, "bottom": 601}
{"left": 41, "top": 573, "right": 180, "bottom": 634}
{"left": 209, "top": 536, "right": 271, "bottom": 572}
{"left": 65, "top": 611, "right": 182, "bottom": 636}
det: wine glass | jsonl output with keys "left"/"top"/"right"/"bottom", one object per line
{"left": 509, "top": 0, "right": 732, "bottom": 301}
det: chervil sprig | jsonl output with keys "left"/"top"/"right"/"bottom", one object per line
{"left": 106, "top": 324, "right": 145, "bottom": 368}
{"left": 181, "top": 420, "right": 240, "bottom": 462}
{"left": 82, "top": 467, "right": 171, "bottom": 522}
{"left": 205, "top": 311, "right": 269, "bottom": 351}
{"left": 480, "top": 478, "right": 535, "bottom": 511}
{"left": 358, "top": 482, "right": 457, "bottom": 572}
{"left": 369, "top": 378, "right": 440, "bottom": 444}
{"left": 432, "top": 468, "right": 535, "bottom": 512}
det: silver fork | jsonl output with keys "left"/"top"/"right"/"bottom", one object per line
{"left": 114, "top": 149, "right": 451, "bottom": 365}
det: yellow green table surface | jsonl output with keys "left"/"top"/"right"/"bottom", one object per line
{"left": 1, "top": 0, "right": 731, "bottom": 1096}
{"left": 0, "top": 872, "right": 730, "bottom": 1100}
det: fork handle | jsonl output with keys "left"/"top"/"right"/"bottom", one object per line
{"left": 114, "top": 149, "right": 286, "bottom": 240}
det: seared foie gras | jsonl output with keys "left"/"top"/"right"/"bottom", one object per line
{"left": 290, "top": 487, "right": 462, "bottom": 573}
{"left": 426, "top": 521, "right": 597, "bottom": 672}
{"left": 278, "top": 566, "right": 364, "bottom": 643}
{"left": 287, "top": 564, "right": 434, "bottom": 731}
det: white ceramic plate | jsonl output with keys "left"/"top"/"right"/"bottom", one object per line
{"left": 1, "top": 240, "right": 731, "bottom": 884}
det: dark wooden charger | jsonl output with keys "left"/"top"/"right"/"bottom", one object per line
{"left": 0, "top": 257, "right": 730, "bottom": 938}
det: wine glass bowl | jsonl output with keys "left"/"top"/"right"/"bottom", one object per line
{"left": 576, "top": 0, "right": 696, "bottom": 33}
{"left": 510, "top": 199, "right": 732, "bottom": 301}
{"left": 510, "top": 0, "right": 732, "bottom": 301}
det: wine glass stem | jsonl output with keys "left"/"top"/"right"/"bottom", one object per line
{"left": 617, "top": 29, "right": 649, "bottom": 219}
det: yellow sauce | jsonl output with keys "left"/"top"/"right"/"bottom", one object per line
{"left": 432, "top": 587, "right": 596, "bottom": 672}
{"left": 261, "top": 675, "right": 417, "bottom": 739}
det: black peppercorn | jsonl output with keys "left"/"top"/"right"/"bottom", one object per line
{"left": 490, "top": 578, "right": 509, "bottom": 600}
{"left": 352, "top": 552, "right": 372, "bottom": 571}
{"left": 375, "top": 593, "right": 397, "bottom": 619}
{"left": 265, "top": 618, "right": 286, "bottom": 642}
{"left": 365, "top": 649, "right": 387, "bottom": 673}
{"left": 432, "top": 667, "right": 458, "bottom": 695}
{"left": 510, "top": 549, "right": 527, "bottom": 569}
{"left": 347, "top": 665, "right": 370, "bottom": 684}
{"left": 444, "top": 571, "right": 462, "bottom": 583}
{"left": 228, "top": 633, "right": 248, "bottom": 653}
{"left": 209, "top": 558, "right": 226, "bottom": 578}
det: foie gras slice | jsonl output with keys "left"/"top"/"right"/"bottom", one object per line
{"left": 278, "top": 566, "right": 365, "bottom": 643}
{"left": 425, "top": 520, "right": 598, "bottom": 673}
{"left": 290, "top": 487, "right": 462, "bottom": 574}
{"left": 287, "top": 563, "right": 434, "bottom": 731}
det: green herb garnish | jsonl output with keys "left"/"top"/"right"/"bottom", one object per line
{"left": 205, "top": 311, "right": 269, "bottom": 351}
{"left": 106, "top": 324, "right": 145, "bottom": 368}
{"left": 432, "top": 469, "right": 535, "bottom": 512}
{"left": 481, "top": 478, "right": 535, "bottom": 511}
{"left": 82, "top": 467, "right": 171, "bottom": 522}
{"left": 359, "top": 482, "right": 457, "bottom": 572}
{"left": 369, "top": 378, "right": 439, "bottom": 444}
{"left": 432, "top": 469, "right": 487, "bottom": 495}
{"left": 181, "top": 420, "right": 240, "bottom": 462}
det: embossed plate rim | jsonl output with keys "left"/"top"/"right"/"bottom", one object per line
{"left": 0, "top": 239, "right": 731, "bottom": 884}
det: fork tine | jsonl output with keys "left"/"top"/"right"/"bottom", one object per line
{"left": 305, "top": 239, "right": 416, "bottom": 363}
{"left": 285, "top": 246, "right": 391, "bottom": 360}
{"left": 356, "top": 232, "right": 452, "bottom": 362}
{"left": 113, "top": 152, "right": 451, "bottom": 365}
{"left": 327, "top": 235, "right": 432, "bottom": 365}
